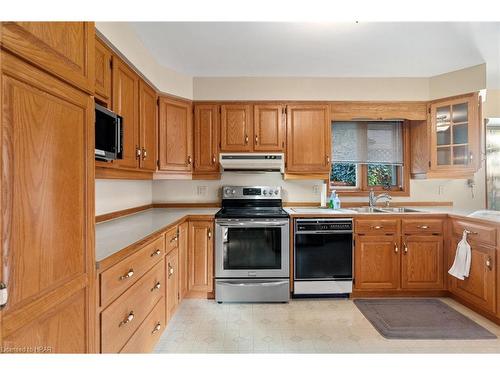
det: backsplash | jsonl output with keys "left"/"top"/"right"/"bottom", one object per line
{"left": 95, "top": 179, "right": 153, "bottom": 215}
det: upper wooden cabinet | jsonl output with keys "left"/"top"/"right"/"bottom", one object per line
{"left": 139, "top": 81, "right": 157, "bottom": 172}
{"left": 158, "top": 97, "right": 193, "bottom": 173}
{"left": 254, "top": 104, "right": 285, "bottom": 151}
{"left": 411, "top": 93, "right": 481, "bottom": 179}
{"left": 194, "top": 104, "right": 219, "bottom": 175}
{"left": 286, "top": 104, "right": 331, "bottom": 173}
{"left": 1, "top": 52, "right": 94, "bottom": 352}
{"left": 220, "top": 104, "right": 253, "bottom": 152}
{"left": 94, "top": 36, "right": 112, "bottom": 104}
{"left": 112, "top": 57, "right": 140, "bottom": 169}
{"left": 1, "top": 22, "right": 95, "bottom": 93}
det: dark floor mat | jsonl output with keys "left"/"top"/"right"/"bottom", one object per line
{"left": 354, "top": 298, "right": 497, "bottom": 340}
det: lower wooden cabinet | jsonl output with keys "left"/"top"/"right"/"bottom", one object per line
{"left": 166, "top": 247, "right": 180, "bottom": 322}
{"left": 402, "top": 235, "right": 444, "bottom": 290}
{"left": 189, "top": 220, "right": 214, "bottom": 293}
{"left": 354, "top": 235, "right": 400, "bottom": 290}
{"left": 449, "top": 237, "right": 496, "bottom": 314}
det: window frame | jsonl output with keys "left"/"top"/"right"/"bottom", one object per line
{"left": 329, "top": 121, "right": 411, "bottom": 197}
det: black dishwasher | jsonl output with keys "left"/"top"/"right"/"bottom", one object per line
{"left": 293, "top": 218, "right": 353, "bottom": 297}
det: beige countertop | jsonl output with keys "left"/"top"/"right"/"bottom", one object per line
{"left": 95, "top": 208, "right": 218, "bottom": 262}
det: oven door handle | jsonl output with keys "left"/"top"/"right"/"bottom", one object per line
{"left": 217, "top": 280, "right": 289, "bottom": 287}
{"left": 217, "top": 221, "right": 289, "bottom": 227}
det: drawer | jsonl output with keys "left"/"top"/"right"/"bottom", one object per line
{"left": 355, "top": 219, "right": 399, "bottom": 235}
{"left": 165, "top": 226, "right": 178, "bottom": 254}
{"left": 120, "top": 297, "right": 166, "bottom": 353}
{"left": 452, "top": 220, "right": 496, "bottom": 246}
{"left": 100, "top": 235, "right": 165, "bottom": 306}
{"left": 402, "top": 219, "right": 443, "bottom": 234}
{"left": 101, "top": 259, "right": 165, "bottom": 353}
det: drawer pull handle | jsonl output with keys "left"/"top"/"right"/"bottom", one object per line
{"left": 170, "top": 236, "right": 178, "bottom": 243}
{"left": 152, "top": 323, "right": 161, "bottom": 334}
{"left": 208, "top": 229, "right": 212, "bottom": 239}
{"left": 168, "top": 263, "right": 174, "bottom": 278}
{"left": 151, "top": 282, "right": 161, "bottom": 291}
{"left": 119, "top": 311, "right": 134, "bottom": 327}
{"left": 417, "top": 225, "right": 429, "bottom": 229}
{"left": 119, "top": 269, "right": 134, "bottom": 280}
{"left": 151, "top": 249, "right": 161, "bottom": 257}
{"left": 394, "top": 242, "right": 399, "bottom": 254}
{"left": 403, "top": 242, "right": 408, "bottom": 254}
{"left": 486, "top": 257, "right": 492, "bottom": 270}
{"left": 372, "top": 225, "right": 383, "bottom": 230}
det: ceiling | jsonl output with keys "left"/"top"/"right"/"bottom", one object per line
{"left": 130, "top": 22, "right": 500, "bottom": 86}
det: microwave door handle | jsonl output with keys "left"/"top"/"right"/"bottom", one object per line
{"left": 116, "top": 115, "right": 123, "bottom": 157}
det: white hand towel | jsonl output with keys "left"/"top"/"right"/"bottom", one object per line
{"left": 448, "top": 230, "right": 472, "bottom": 280}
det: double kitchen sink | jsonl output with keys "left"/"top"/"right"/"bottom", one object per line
{"left": 291, "top": 206, "right": 421, "bottom": 214}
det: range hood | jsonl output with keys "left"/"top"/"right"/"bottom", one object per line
{"left": 219, "top": 153, "right": 284, "bottom": 173}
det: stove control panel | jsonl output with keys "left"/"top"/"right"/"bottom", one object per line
{"left": 222, "top": 186, "right": 282, "bottom": 200}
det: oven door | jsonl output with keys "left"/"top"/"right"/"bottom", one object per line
{"left": 215, "top": 219, "right": 289, "bottom": 278}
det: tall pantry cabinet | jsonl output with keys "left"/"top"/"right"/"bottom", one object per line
{"left": 0, "top": 22, "right": 96, "bottom": 353}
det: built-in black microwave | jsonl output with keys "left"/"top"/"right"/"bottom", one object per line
{"left": 95, "top": 103, "right": 123, "bottom": 161}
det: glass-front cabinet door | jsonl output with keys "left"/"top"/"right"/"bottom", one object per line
{"left": 430, "top": 93, "right": 479, "bottom": 176}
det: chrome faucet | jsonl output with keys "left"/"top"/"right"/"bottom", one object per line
{"left": 368, "top": 189, "right": 392, "bottom": 207}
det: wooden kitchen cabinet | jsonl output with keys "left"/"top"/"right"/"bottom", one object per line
{"left": 354, "top": 235, "right": 400, "bottom": 290}
{"left": 401, "top": 235, "right": 444, "bottom": 290}
{"left": 178, "top": 222, "right": 189, "bottom": 299}
{"left": 1, "top": 22, "right": 95, "bottom": 93}
{"left": 158, "top": 97, "right": 193, "bottom": 173}
{"left": 166, "top": 247, "right": 180, "bottom": 322}
{"left": 188, "top": 220, "right": 214, "bottom": 294}
{"left": 112, "top": 57, "right": 140, "bottom": 169}
{"left": 94, "top": 36, "right": 112, "bottom": 105}
{"left": 286, "top": 104, "right": 331, "bottom": 174}
{"left": 253, "top": 104, "right": 285, "bottom": 151}
{"left": 449, "top": 237, "right": 496, "bottom": 314}
{"left": 220, "top": 104, "right": 253, "bottom": 152}
{"left": 194, "top": 104, "right": 220, "bottom": 176}
{"left": 138, "top": 80, "right": 157, "bottom": 171}
{"left": 0, "top": 51, "right": 94, "bottom": 352}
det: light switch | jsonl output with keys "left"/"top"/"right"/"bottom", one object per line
{"left": 312, "top": 185, "right": 320, "bottom": 195}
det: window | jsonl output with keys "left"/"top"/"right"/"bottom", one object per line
{"left": 330, "top": 121, "right": 409, "bottom": 195}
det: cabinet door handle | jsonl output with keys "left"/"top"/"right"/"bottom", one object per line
{"left": 119, "top": 269, "right": 134, "bottom": 280}
{"left": 403, "top": 242, "right": 408, "bottom": 254}
{"left": 208, "top": 229, "right": 212, "bottom": 239}
{"left": 255, "top": 135, "right": 258, "bottom": 145}
{"left": 469, "top": 152, "right": 474, "bottom": 164}
{"left": 245, "top": 135, "right": 249, "bottom": 144}
{"left": 187, "top": 156, "right": 192, "bottom": 165}
{"left": 119, "top": 311, "right": 134, "bottom": 327}
{"left": 142, "top": 148, "right": 147, "bottom": 160}
{"left": 325, "top": 155, "right": 330, "bottom": 165}
{"left": 394, "top": 242, "right": 399, "bottom": 254}
{"left": 152, "top": 323, "right": 161, "bottom": 334}
{"left": 150, "top": 249, "right": 161, "bottom": 257}
{"left": 136, "top": 146, "right": 142, "bottom": 159}
{"left": 151, "top": 281, "right": 161, "bottom": 292}
{"left": 168, "top": 263, "right": 174, "bottom": 278}
{"left": 486, "top": 257, "right": 492, "bottom": 270}
{"left": 212, "top": 155, "right": 216, "bottom": 164}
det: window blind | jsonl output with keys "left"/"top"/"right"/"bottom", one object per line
{"left": 332, "top": 121, "right": 404, "bottom": 165}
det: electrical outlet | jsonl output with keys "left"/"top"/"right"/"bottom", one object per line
{"left": 438, "top": 185, "right": 444, "bottom": 195}
{"left": 197, "top": 186, "right": 208, "bottom": 196}
{"left": 312, "top": 185, "right": 320, "bottom": 195}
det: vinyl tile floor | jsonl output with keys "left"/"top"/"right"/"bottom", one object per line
{"left": 153, "top": 298, "right": 500, "bottom": 353}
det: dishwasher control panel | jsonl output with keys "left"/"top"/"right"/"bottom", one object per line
{"left": 295, "top": 219, "right": 353, "bottom": 233}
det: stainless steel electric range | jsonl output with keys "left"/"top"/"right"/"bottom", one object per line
{"left": 214, "top": 186, "right": 290, "bottom": 303}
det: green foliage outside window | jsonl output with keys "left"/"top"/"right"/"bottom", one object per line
{"left": 367, "top": 164, "right": 396, "bottom": 188}
{"left": 331, "top": 163, "right": 356, "bottom": 186}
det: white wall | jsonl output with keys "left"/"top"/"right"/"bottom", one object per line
{"left": 95, "top": 22, "right": 193, "bottom": 99}
{"left": 429, "top": 64, "right": 487, "bottom": 100}
{"left": 193, "top": 77, "right": 430, "bottom": 101}
{"left": 95, "top": 180, "right": 153, "bottom": 215}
